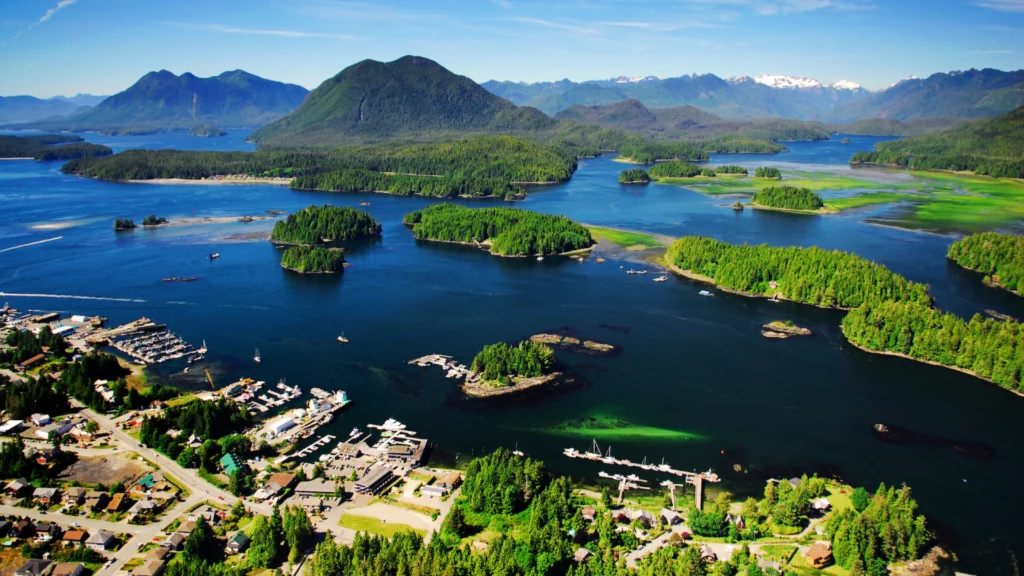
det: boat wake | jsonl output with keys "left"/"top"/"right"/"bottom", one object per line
{"left": 0, "top": 291, "right": 145, "bottom": 303}
{"left": 0, "top": 236, "right": 62, "bottom": 253}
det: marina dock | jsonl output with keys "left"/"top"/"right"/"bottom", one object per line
{"left": 564, "top": 440, "right": 720, "bottom": 482}
{"left": 409, "top": 353, "right": 476, "bottom": 380}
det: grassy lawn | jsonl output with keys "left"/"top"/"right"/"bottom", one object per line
{"left": 827, "top": 486, "right": 854, "bottom": 512}
{"left": 824, "top": 192, "right": 925, "bottom": 211}
{"left": 166, "top": 394, "right": 198, "bottom": 408}
{"left": 588, "top": 226, "right": 670, "bottom": 249}
{"left": 759, "top": 544, "right": 798, "bottom": 562}
{"left": 339, "top": 514, "right": 426, "bottom": 539}
{"left": 197, "top": 469, "right": 228, "bottom": 490}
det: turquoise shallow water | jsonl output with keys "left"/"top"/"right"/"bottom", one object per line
{"left": 1, "top": 131, "right": 1021, "bottom": 573}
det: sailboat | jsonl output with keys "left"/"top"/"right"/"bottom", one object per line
{"left": 197, "top": 340, "right": 208, "bottom": 354}
{"left": 254, "top": 348, "right": 261, "bottom": 363}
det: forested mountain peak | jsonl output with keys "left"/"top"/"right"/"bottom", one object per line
{"left": 9, "top": 69, "right": 308, "bottom": 132}
{"left": 249, "top": 55, "right": 519, "bottom": 146}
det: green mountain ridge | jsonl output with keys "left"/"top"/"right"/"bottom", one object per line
{"left": 12, "top": 69, "right": 308, "bottom": 132}
{"left": 251, "top": 56, "right": 526, "bottom": 147}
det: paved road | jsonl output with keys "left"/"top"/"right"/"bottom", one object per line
{"left": 77, "top": 404, "right": 273, "bottom": 517}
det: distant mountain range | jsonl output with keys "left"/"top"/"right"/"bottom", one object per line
{"left": 483, "top": 68, "right": 1024, "bottom": 122}
{"left": 0, "top": 96, "right": 91, "bottom": 124}
{"left": 52, "top": 94, "right": 109, "bottom": 107}
{"left": 251, "top": 56, "right": 552, "bottom": 147}
{"left": 9, "top": 70, "right": 308, "bottom": 133}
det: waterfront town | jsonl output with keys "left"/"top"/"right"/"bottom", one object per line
{"left": 0, "top": 304, "right": 928, "bottom": 576}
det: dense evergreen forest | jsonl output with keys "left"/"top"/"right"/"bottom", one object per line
{"left": 471, "top": 340, "right": 555, "bottom": 385}
{"left": 293, "top": 169, "right": 523, "bottom": 199}
{"left": 404, "top": 204, "right": 593, "bottom": 256}
{"left": 618, "top": 142, "right": 709, "bottom": 164}
{"left": 827, "top": 484, "right": 931, "bottom": 573}
{"left": 849, "top": 105, "right": 1024, "bottom": 178}
{"left": 280, "top": 246, "right": 345, "bottom": 274}
{"left": 754, "top": 166, "right": 782, "bottom": 179}
{"left": 647, "top": 161, "right": 703, "bottom": 178}
{"left": 715, "top": 165, "right": 748, "bottom": 175}
{"left": 188, "top": 124, "right": 227, "bottom": 137}
{"left": 61, "top": 136, "right": 577, "bottom": 194}
{"left": 666, "top": 236, "right": 932, "bottom": 309}
{"left": 617, "top": 168, "right": 650, "bottom": 183}
{"left": 947, "top": 232, "right": 1024, "bottom": 293}
{"left": 140, "top": 397, "right": 251, "bottom": 463}
{"left": 113, "top": 218, "right": 136, "bottom": 230}
{"left": 0, "top": 134, "right": 111, "bottom": 161}
{"left": 842, "top": 300, "right": 1024, "bottom": 391}
{"left": 269, "top": 205, "right": 381, "bottom": 245}
{"left": 751, "top": 186, "right": 824, "bottom": 211}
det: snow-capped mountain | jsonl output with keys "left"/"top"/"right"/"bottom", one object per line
{"left": 883, "top": 76, "right": 919, "bottom": 90}
{"left": 754, "top": 74, "right": 822, "bottom": 89}
{"left": 830, "top": 80, "right": 861, "bottom": 91}
{"left": 611, "top": 75, "right": 659, "bottom": 84}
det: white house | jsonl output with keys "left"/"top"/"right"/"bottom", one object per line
{"left": 30, "top": 414, "right": 52, "bottom": 426}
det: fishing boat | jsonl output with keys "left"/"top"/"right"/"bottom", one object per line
{"left": 254, "top": 348, "right": 261, "bottom": 363}
{"left": 698, "top": 290, "right": 713, "bottom": 296}
{"left": 653, "top": 276, "right": 667, "bottom": 282}
{"left": 209, "top": 253, "right": 220, "bottom": 260}
{"left": 337, "top": 334, "right": 349, "bottom": 343}
{"left": 350, "top": 427, "right": 360, "bottom": 437}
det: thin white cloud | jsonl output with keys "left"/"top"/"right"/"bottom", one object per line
{"left": 974, "top": 0, "right": 1024, "bottom": 11}
{"left": 508, "top": 16, "right": 600, "bottom": 34}
{"left": 968, "top": 49, "right": 1014, "bottom": 54}
{"left": 173, "top": 22, "right": 353, "bottom": 40}
{"left": 600, "top": 21, "right": 721, "bottom": 31}
{"left": 10, "top": 0, "right": 78, "bottom": 41}
{"left": 675, "top": 0, "right": 875, "bottom": 14}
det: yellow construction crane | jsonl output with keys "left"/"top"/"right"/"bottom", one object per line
{"left": 205, "top": 368, "right": 216, "bottom": 390}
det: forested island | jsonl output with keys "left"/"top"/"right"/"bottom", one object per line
{"left": 754, "top": 166, "right": 782, "bottom": 179}
{"left": 269, "top": 205, "right": 382, "bottom": 245}
{"left": 664, "top": 236, "right": 932, "bottom": 309}
{"left": 618, "top": 168, "right": 650, "bottom": 183}
{"left": 280, "top": 246, "right": 346, "bottom": 274}
{"left": 850, "top": 105, "right": 1024, "bottom": 178}
{"left": 60, "top": 136, "right": 577, "bottom": 200}
{"left": 0, "top": 134, "right": 112, "bottom": 161}
{"left": 715, "top": 165, "right": 748, "bottom": 175}
{"left": 947, "top": 232, "right": 1024, "bottom": 294}
{"left": 113, "top": 218, "right": 136, "bottom": 230}
{"left": 404, "top": 204, "right": 594, "bottom": 257}
{"left": 842, "top": 300, "right": 1024, "bottom": 392}
{"left": 471, "top": 340, "right": 555, "bottom": 386}
{"left": 648, "top": 161, "right": 703, "bottom": 178}
{"left": 188, "top": 124, "right": 227, "bottom": 137}
{"left": 142, "top": 214, "right": 168, "bottom": 226}
{"left": 750, "top": 185, "right": 825, "bottom": 212}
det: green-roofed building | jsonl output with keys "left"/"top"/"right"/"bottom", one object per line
{"left": 219, "top": 453, "right": 245, "bottom": 476}
{"left": 136, "top": 474, "right": 156, "bottom": 489}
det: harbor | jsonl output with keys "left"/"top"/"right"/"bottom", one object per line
{"left": 564, "top": 440, "right": 720, "bottom": 482}
{"left": 110, "top": 329, "right": 206, "bottom": 365}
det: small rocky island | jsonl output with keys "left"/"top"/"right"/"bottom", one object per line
{"left": 463, "top": 340, "right": 562, "bottom": 397}
{"left": 529, "top": 333, "right": 618, "bottom": 357}
{"left": 761, "top": 320, "right": 812, "bottom": 339}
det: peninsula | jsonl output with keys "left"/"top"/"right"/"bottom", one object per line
{"left": 947, "top": 231, "right": 1024, "bottom": 295}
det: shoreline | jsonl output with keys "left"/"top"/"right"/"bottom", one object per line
{"left": 124, "top": 177, "right": 292, "bottom": 185}
{"left": 748, "top": 202, "right": 837, "bottom": 215}
{"left": 947, "top": 257, "right": 1024, "bottom": 297}
{"left": 662, "top": 258, "right": 854, "bottom": 311}
{"left": 280, "top": 262, "right": 351, "bottom": 274}
{"left": 413, "top": 236, "right": 597, "bottom": 258}
{"left": 462, "top": 372, "right": 562, "bottom": 398}
{"left": 841, "top": 328, "right": 1024, "bottom": 398}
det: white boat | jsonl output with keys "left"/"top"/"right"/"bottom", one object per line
{"left": 563, "top": 447, "right": 579, "bottom": 457}
{"left": 337, "top": 334, "right": 349, "bottom": 343}
{"left": 209, "top": 253, "right": 220, "bottom": 260}
{"left": 183, "top": 367, "right": 190, "bottom": 374}
{"left": 698, "top": 290, "right": 713, "bottom": 296}
{"left": 653, "top": 276, "right": 667, "bottom": 282}
{"left": 197, "top": 340, "right": 208, "bottom": 354}
{"left": 536, "top": 256, "right": 544, "bottom": 261}
{"left": 381, "top": 418, "right": 406, "bottom": 431}
{"left": 350, "top": 427, "right": 360, "bottom": 437}
{"left": 254, "top": 348, "right": 261, "bottom": 363}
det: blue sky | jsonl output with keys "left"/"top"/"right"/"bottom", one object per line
{"left": 1, "top": 0, "right": 1022, "bottom": 97}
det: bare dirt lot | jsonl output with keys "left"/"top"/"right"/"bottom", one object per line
{"left": 59, "top": 453, "right": 153, "bottom": 485}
